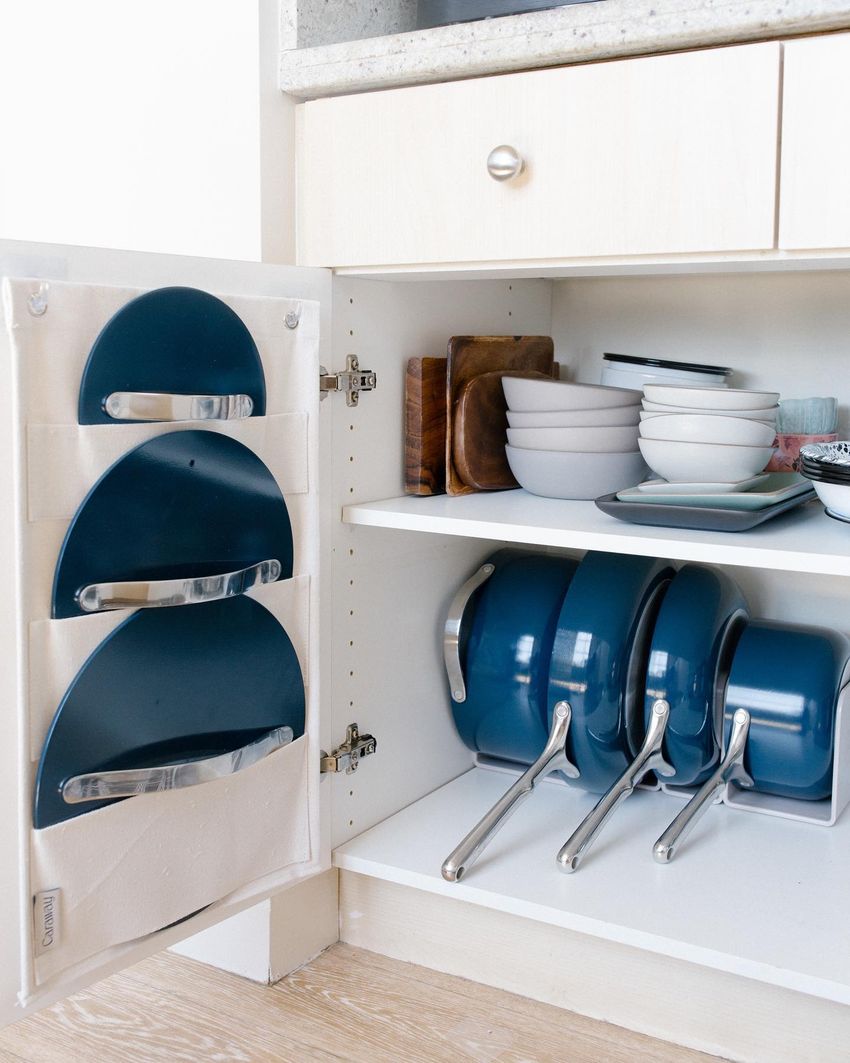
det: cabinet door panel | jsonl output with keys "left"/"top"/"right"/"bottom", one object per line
{"left": 298, "top": 44, "right": 780, "bottom": 268}
{"left": 780, "top": 34, "right": 850, "bottom": 250}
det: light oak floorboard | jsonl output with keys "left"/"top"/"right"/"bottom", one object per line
{"left": 0, "top": 944, "right": 719, "bottom": 1063}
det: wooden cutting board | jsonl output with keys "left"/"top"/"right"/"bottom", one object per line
{"left": 453, "top": 369, "right": 552, "bottom": 491}
{"left": 404, "top": 356, "right": 447, "bottom": 495}
{"left": 446, "top": 336, "right": 555, "bottom": 496}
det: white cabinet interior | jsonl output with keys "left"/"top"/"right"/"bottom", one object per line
{"left": 297, "top": 43, "right": 780, "bottom": 269}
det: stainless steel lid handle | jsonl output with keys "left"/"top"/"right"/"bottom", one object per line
{"left": 443, "top": 562, "right": 495, "bottom": 703}
{"left": 442, "top": 702, "right": 578, "bottom": 883}
{"left": 653, "top": 709, "right": 752, "bottom": 865}
{"left": 557, "top": 699, "right": 674, "bottom": 874}
{"left": 77, "top": 558, "right": 282, "bottom": 613}
{"left": 61, "top": 725, "right": 294, "bottom": 804}
{"left": 104, "top": 391, "right": 254, "bottom": 422}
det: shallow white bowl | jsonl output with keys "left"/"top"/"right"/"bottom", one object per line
{"left": 812, "top": 480, "right": 850, "bottom": 519}
{"left": 505, "top": 445, "right": 647, "bottom": 499}
{"left": 507, "top": 424, "right": 640, "bottom": 452}
{"left": 507, "top": 405, "right": 641, "bottom": 428}
{"left": 639, "top": 414, "right": 776, "bottom": 447}
{"left": 640, "top": 409, "right": 777, "bottom": 427}
{"left": 638, "top": 437, "right": 775, "bottom": 483}
{"left": 503, "top": 377, "right": 640, "bottom": 413}
{"left": 643, "top": 384, "right": 780, "bottom": 411}
{"left": 641, "top": 400, "right": 778, "bottom": 420}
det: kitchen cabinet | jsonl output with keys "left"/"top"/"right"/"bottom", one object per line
{"left": 297, "top": 42, "right": 780, "bottom": 269}
{"left": 4, "top": 242, "right": 850, "bottom": 1062}
{"left": 779, "top": 33, "right": 850, "bottom": 251}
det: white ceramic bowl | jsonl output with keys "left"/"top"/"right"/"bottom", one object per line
{"left": 643, "top": 384, "right": 780, "bottom": 411}
{"left": 639, "top": 414, "right": 777, "bottom": 447}
{"left": 638, "top": 437, "right": 775, "bottom": 483}
{"left": 506, "top": 405, "right": 641, "bottom": 428}
{"left": 641, "top": 399, "right": 779, "bottom": 420}
{"left": 507, "top": 424, "right": 640, "bottom": 452}
{"left": 502, "top": 377, "right": 640, "bottom": 413}
{"left": 811, "top": 480, "right": 850, "bottom": 519}
{"left": 640, "top": 409, "right": 777, "bottom": 427}
{"left": 505, "top": 445, "right": 648, "bottom": 499}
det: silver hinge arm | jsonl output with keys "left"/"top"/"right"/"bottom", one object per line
{"left": 320, "top": 723, "right": 377, "bottom": 774}
{"left": 319, "top": 355, "right": 377, "bottom": 407}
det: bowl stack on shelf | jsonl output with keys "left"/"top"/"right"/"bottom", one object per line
{"left": 502, "top": 377, "right": 645, "bottom": 499}
{"left": 800, "top": 442, "right": 850, "bottom": 523}
{"left": 596, "top": 384, "right": 817, "bottom": 531}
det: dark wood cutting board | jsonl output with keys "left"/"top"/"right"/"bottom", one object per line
{"left": 446, "top": 336, "right": 555, "bottom": 496}
{"left": 405, "top": 356, "right": 447, "bottom": 495}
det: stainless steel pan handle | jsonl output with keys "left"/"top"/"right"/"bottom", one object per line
{"left": 653, "top": 709, "right": 752, "bottom": 864}
{"left": 442, "top": 702, "right": 578, "bottom": 882}
{"left": 443, "top": 562, "right": 495, "bottom": 703}
{"left": 557, "top": 699, "right": 674, "bottom": 873}
{"left": 61, "top": 725, "right": 294, "bottom": 803}
{"left": 77, "top": 558, "right": 281, "bottom": 613}
{"left": 104, "top": 391, "right": 254, "bottom": 422}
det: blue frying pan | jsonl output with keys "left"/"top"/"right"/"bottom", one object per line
{"left": 548, "top": 552, "right": 675, "bottom": 793}
{"left": 78, "top": 287, "right": 266, "bottom": 424}
{"left": 34, "top": 595, "right": 305, "bottom": 828}
{"left": 52, "top": 431, "right": 293, "bottom": 618}
{"left": 653, "top": 619, "right": 850, "bottom": 862}
{"left": 557, "top": 563, "right": 749, "bottom": 872}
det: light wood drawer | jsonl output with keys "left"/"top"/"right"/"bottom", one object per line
{"left": 297, "top": 43, "right": 780, "bottom": 269}
{"left": 780, "top": 33, "right": 850, "bottom": 250}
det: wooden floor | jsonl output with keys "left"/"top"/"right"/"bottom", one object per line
{"left": 0, "top": 944, "right": 720, "bottom": 1062}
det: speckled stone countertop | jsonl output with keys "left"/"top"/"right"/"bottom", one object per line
{"left": 279, "top": 0, "right": 850, "bottom": 98}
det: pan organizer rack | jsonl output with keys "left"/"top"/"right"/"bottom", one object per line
{"left": 3, "top": 276, "right": 322, "bottom": 998}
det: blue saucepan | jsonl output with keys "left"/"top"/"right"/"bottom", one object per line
{"left": 446, "top": 549, "right": 578, "bottom": 766}
{"left": 557, "top": 563, "right": 749, "bottom": 872}
{"left": 547, "top": 551, "right": 675, "bottom": 793}
{"left": 653, "top": 620, "right": 850, "bottom": 862}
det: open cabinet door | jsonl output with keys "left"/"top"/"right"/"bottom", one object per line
{"left": 0, "top": 240, "right": 333, "bottom": 1026}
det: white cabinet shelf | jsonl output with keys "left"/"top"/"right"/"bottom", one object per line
{"left": 343, "top": 491, "right": 850, "bottom": 576}
{"left": 334, "top": 766, "right": 850, "bottom": 1004}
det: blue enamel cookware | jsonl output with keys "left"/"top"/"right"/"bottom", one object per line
{"left": 446, "top": 549, "right": 578, "bottom": 766}
{"left": 653, "top": 619, "right": 850, "bottom": 862}
{"left": 557, "top": 563, "right": 748, "bottom": 872}
{"left": 548, "top": 551, "right": 675, "bottom": 793}
{"left": 34, "top": 595, "right": 305, "bottom": 828}
{"left": 78, "top": 287, "right": 266, "bottom": 424}
{"left": 52, "top": 431, "right": 293, "bottom": 618}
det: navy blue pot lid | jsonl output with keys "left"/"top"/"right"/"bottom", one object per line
{"left": 78, "top": 287, "right": 266, "bottom": 424}
{"left": 644, "top": 564, "right": 748, "bottom": 787}
{"left": 52, "top": 430, "right": 292, "bottom": 619}
{"left": 725, "top": 620, "right": 850, "bottom": 801}
{"left": 452, "top": 550, "right": 578, "bottom": 766}
{"left": 548, "top": 552, "right": 675, "bottom": 793}
{"left": 34, "top": 595, "right": 305, "bottom": 828}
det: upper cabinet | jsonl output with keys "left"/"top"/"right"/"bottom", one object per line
{"left": 779, "top": 34, "right": 850, "bottom": 251}
{"left": 297, "top": 43, "right": 780, "bottom": 269}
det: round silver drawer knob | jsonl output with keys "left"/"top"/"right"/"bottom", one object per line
{"left": 486, "top": 144, "right": 524, "bottom": 182}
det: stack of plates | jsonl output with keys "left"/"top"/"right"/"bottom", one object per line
{"left": 800, "top": 442, "right": 850, "bottom": 523}
{"left": 638, "top": 384, "right": 779, "bottom": 485}
{"left": 502, "top": 377, "right": 645, "bottom": 499}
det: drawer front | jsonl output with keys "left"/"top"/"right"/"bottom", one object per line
{"left": 780, "top": 34, "right": 850, "bottom": 250}
{"left": 297, "top": 43, "right": 780, "bottom": 268}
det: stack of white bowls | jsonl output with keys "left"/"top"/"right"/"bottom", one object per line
{"left": 638, "top": 384, "right": 780, "bottom": 485}
{"left": 502, "top": 377, "right": 646, "bottom": 499}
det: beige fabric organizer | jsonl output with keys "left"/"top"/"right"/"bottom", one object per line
{"left": 0, "top": 277, "right": 323, "bottom": 999}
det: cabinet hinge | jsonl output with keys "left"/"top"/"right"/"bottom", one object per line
{"left": 319, "top": 355, "right": 377, "bottom": 406}
{"left": 320, "top": 722, "right": 377, "bottom": 774}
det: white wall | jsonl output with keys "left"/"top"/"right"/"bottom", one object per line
{"left": 0, "top": 0, "right": 289, "bottom": 262}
